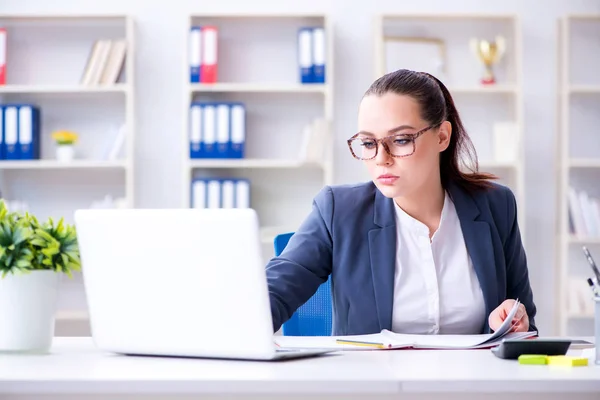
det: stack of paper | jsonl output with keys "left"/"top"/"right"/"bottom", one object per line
{"left": 275, "top": 300, "right": 536, "bottom": 351}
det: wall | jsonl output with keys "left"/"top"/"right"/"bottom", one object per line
{"left": 3, "top": 0, "right": 600, "bottom": 335}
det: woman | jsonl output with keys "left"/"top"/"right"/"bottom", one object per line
{"left": 266, "top": 69, "right": 536, "bottom": 336}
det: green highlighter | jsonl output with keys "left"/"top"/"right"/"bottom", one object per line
{"left": 518, "top": 354, "right": 548, "bottom": 365}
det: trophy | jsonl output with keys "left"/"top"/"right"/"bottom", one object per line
{"left": 470, "top": 36, "right": 506, "bottom": 85}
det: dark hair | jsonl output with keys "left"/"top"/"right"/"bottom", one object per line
{"left": 363, "top": 69, "right": 497, "bottom": 193}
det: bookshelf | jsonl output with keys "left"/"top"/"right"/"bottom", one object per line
{"left": 182, "top": 14, "right": 334, "bottom": 262}
{"left": 373, "top": 13, "right": 525, "bottom": 232}
{"left": 0, "top": 14, "right": 135, "bottom": 335}
{"left": 556, "top": 14, "right": 600, "bottom": 336}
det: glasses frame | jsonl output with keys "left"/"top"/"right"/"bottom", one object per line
{"left": 347, "top": 123, "right": 441, "bottom": 161}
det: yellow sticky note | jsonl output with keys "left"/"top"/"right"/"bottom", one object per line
{"left": 547, "top": 356, "right": 588, "bottom": 367}
{"left": 518, "top": 354, "right": 548, "bottom": 365}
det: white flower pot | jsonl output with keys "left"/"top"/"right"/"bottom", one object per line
{"left": 0, "top": 270, "right": 59, "bottom": 353}
{"left": 56, "top": 145, "right": 75, "bottom": 162}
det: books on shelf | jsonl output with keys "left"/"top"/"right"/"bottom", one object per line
{"left": 0, "top": 104, "right": 41, "bottom": 160}
{"left": 298, "top": 27, "right": 326, "bottom": 84}
{"left": 101, "top": 124, "right": 126, "bottom": 161}
{"left": 80, "top": 39, "right": 127, "bottom": 86}
{"left": 298, "top": 117, "right": 329, "bottom": 162}
{"left": 189, "top": 102, "right": 245, "bottom": 159}
{"left": 191, "top": 178, "right": 250, "bottom": 209}
{"left": 567, "top": 277, "right": 595, "bottom": 317}
{"left": 568, "top": 186, "right": 600, "bottom": 238}
{"left": 189, "top": 26, "right": 218, "bottom": 83}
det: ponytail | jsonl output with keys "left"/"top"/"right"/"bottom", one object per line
{"left": 422, "top": 72, "right": 497, "bottom": 192}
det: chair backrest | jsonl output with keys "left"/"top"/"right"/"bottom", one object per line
{"left": 273, "top": 232, "right": 332, "bottom": 336}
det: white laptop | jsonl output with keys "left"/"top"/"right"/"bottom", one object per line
{"left": 74, "top": 207, "right": 331, "bottom": 361}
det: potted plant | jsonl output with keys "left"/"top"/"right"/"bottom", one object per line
{"left": 51, "top": 130, "right": 79, "bottom": 162}
{"left": 0, "top": 200, "right": 80, "bottom": 353}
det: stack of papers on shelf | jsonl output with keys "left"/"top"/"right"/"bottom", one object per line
{"left": 275, "top": 300, "right": 536, "bottom": 351}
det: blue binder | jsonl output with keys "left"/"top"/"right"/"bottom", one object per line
{"left": 298, "top": 27, "right": 313, "bottom": 83}
{"left": 189, "top": 103, "right": 202, "bottom": 158}
{"left": 202, "top": 103, "right": 217, "bottom": 158}
{"left": 312, "top": 27, "right": 326, "bottom": 84}
{"left": 3, "top": 105, "right": 19, "bottom": 160}
{"left": 0, "top": 105, "right": 4, "bottom": 160}
{"left": 229, "top": 102, "right": 245, "bottom": 158}
{"left": 215, "top": 103, "right": 230, "bottom": 159}
{"left": 189, "top": 27, "right": 202, "bottom": 83}
{"left": 18, "top": 105, "right": 41, "bottom": 160}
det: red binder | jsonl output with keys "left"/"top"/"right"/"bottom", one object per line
{"left": 201, "top": 26, "right": 217, "bottom": 83}
{"left": 0, "top": 28, "right": 6, "bottom": 85}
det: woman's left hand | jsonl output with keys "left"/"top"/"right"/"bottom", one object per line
{"left": 488, "top": 299, "right": 529, "bottom": 332}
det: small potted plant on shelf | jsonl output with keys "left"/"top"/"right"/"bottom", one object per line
{"left": 51, "top": 130, "right": 79, "bottom": 162}
{"left": 0, "top": 200, "right": 80, "bottom": 353}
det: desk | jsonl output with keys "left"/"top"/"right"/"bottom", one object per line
{"left": 0, "top": 337, "right": 599, "bottom": 400}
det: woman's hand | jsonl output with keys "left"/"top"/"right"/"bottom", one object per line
{"left": 488, "top": 299, "right": 529, "bottom": 332}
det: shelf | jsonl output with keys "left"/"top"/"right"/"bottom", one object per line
{"left": 477, "top": 161, "right": 519, "bottom": 169}
{"left": 567, "top": 235, "right": 600, "bottom": 244}
{"left": 381, "top": 13, "right": 517, "bottom": 21}
{"left": 0, "top": 84, "right": 130, "bottom": 94}
{"left": 189, "top": 83, "right": 328, "bottom": 94}
{"left": 568, "top": 159, "right": 600, "bottom": 168}
{"left": 56, "top": 310, "right": 89, "bottom": 321}
{"left": 260, "top": 226, "right": 296, "bottom": 244}
{"left": 567, "top": 311, "right": 594, "bottom": 319}
{"left": 0, "top": 160, "right": 128, "bottom": 170}
{"left": 448, "top": 85, "right": 518, "bottom": 94}
{"left": 189, "top": 159, "right": 324, "bottom": 169}
{"left": 569, "top": 85, "right": 600, "bottom": 94}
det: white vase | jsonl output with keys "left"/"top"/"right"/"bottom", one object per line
{"left": 56, "top": 145, "right": 74, "bottom": 162}
{"left": 0, "top": 270, "right": 59, "bottom": 353}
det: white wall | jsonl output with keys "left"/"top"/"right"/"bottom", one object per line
{"left": 3, "top": 0, "right": 600, "bottom": 335}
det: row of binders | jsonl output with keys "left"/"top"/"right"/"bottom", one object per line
{"left": 0, "top": 104, "right": 40, "bottom": 160}
{"left": 191, "top": 178, "right": 250, "bottom": 209}
{"left": 189, "top": 102, "right": 245, "bottom": 159}
{"left": 80, "top": 39, "right": 127, "bottom": 86}
{"left": 189, "top": 26, "right": 218, "bottom": 83}
{"left": 298, "top": 27, "right": 326, "bottom": 84}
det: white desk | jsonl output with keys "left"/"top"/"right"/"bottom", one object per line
{"left": 0, "top": 337, "right": 599, "bottom": 400}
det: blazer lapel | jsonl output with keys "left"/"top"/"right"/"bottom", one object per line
{"left": 448, "top": 183, "right": 498, "bottom": 333}
{"left": 368, "top": 189, "right": 396, "bottom": 332}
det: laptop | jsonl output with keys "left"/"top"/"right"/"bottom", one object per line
{"left": 74, "top": 207, "right": 331, "bottom": 361}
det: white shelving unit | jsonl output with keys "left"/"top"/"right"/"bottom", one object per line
{"left": 556, "top": 14, "right": 600, "bottom": 336}
{"left": 373, "top": 13, "right": 525, "bottom": 231}
{"left": 0, "top": 14, "right": 135, "bottom": 335}
{"left": 182, "top": 14, "right": 334, "bottom": 262}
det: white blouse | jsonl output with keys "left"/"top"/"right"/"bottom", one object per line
{"left": 391, "top": 191, "right": 486, "bottom": 334}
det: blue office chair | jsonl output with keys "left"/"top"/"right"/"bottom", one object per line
{"left": 273, "top": 232, "right": 332, "bottom": 336}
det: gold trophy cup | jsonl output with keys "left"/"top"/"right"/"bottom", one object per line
{"left": 470, "top": 36, "right": 506, "bottom": 85}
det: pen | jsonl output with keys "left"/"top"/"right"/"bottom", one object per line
{"left": 335, "top": 339, "right": 388, "bottom": 349}
{"left": 587, "top": 278, "right": 600, "bottom": 297}
{"left": 581, "top": 246, "right": 600, "bottom": 284}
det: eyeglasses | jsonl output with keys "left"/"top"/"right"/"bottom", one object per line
{"left": 347, "top": 124, "right": 440, "bottom": 161}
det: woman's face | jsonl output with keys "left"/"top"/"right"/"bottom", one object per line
{"left": 355, "top": 92, "right": 451, "bottom": 199}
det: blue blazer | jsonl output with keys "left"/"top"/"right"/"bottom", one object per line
{"left": 265, "top": 181, "right": 537, "bottom": 336}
